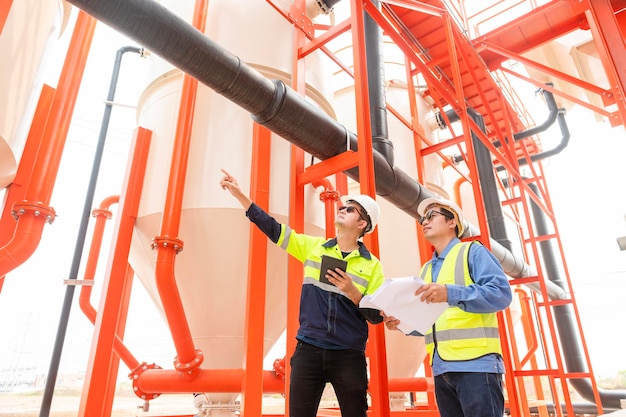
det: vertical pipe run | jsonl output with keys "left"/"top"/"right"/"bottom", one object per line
{"left": 39, "top": 44, "right": 142, "bottom": 417}
{"left": 78, "top": 195, "right": 140, "bottom": 371}
{"left": 153, "top": 0, "right": 207, "bottom": 377}
{"left": 365, "top": 0, "right": 393, "bottom": 167}
{"left": 36, "top": 13, "right": 98, "bottom": 417}
{"left": 469, "top": 109, "right": 512, "bottom": 251}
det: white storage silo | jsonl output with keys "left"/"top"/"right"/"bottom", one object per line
{"left": 129, "top": 0, "right": 335, "bottom": 409}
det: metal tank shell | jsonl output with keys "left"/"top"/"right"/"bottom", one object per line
{"left": 130, "top": 0, "right": 334, "bottom": 407}
{"left": 0, "top": 0, "right": 70, "bottom": 187}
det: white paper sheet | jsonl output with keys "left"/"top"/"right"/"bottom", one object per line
{"left": 360, "top": 276, "right": 448, "bottom": 334}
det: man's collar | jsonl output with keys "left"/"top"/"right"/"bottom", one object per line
{"left": 324, "top": 238, "right": 372, "bottom": 260}
{"left": 434, "top": 237, "right": 461, "bottom": 258}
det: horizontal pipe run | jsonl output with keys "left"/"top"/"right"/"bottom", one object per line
{"left": 136, "top": 368, "right": 433, "bottom": 395}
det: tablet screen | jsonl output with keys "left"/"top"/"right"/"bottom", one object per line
{"left": 319, "top": 255, "right": 347, "bottom": 286}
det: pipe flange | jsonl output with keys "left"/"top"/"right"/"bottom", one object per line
{"left": 11, "top": 202, "right": 56, "bottom": 224}
{"left": 174, "top": 348, "right": 204, "bottom": 375}
{"left": 92, "top": 208, "right": 113, "bottom": 219}
{"left": 251, "top": 79, "right": 287, "bottom": 124}
{"left": 319, "top": 189, "right": 340, "bottom": 203}
{"left": 272, "top": 357, "right": 286, "bottom": 379}
{"left": 129, "top": 362, "right": 162, "bottom": 400}
{"left": 151, "top": 236, "right": 184, "bottom": 253}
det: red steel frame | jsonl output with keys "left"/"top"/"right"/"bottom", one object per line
{"left": 268, "top": 0, "right": 616, "bottom": 416}
{"left": 2, "top": 1, "right": 624, "bottom": 416}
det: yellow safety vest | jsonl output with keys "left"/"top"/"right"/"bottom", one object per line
{"left": 420, "top": 241, "right": 502, "bottom": 363}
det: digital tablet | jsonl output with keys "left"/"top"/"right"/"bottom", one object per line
{"left": 319, "top": 255, "right": 347, "bottom": 286}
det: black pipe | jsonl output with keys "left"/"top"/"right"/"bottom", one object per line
{"left": 365, "top": 0, "right": 394, "bottom": 167}
{"left": 468, "top": 108, "right": 512, "bottom": 252}
{"left": 316, "top": 0, "right": 343, "bottom": 14}
{"left": 524, "top": 108, "right": 570, "bottom": 163}
{"left": 496, "top": 91, "right": 571, "bottom": 172}
{"left": 511, "top": 84, "right": 559, "bottom": 141}
{"left": 62, "top": 0, "right": 531, "bottom": 285}
{"left": 38, "top": 45, "right": 143, "bottom": 417}
{"left": 447, "top": 86, "right": 561, "bottom": 164}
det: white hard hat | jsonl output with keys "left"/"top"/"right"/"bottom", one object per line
{"left": 340, "top": 194, "right": 380, "bottom": 234}
{"left": 417, "top": 197, "right": 465, "bottom": 237}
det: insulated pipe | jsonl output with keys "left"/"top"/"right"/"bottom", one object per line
{"left": 511, "top": 84, "right": 559, "bottom": 141}
{"left": 63, "top": 0, "right": 532, "bottom": 280}
{"left": 496, "top": 88, "right": 569, "bottom": 171}
{"left": 468, "top": 108, "right": 512, "bottom": 252}
{"left": 365, "top": 0, "right": 394, "bottom": 166}
{"left": 519, "top": 108, "right": 570, "bottom": 165}
{"left": 495, "top": 108, "right": 569, "bottom": 172}
{"left": 447, "top": 86, "right": 560, "bottom": 164}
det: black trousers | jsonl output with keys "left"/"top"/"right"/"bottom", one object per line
{"left": 289, "top": 341, "right": 368, "bottom": 417}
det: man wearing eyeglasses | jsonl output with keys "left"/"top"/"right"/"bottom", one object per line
{"left": 382, "top": 197, "right": 511, "bottom": 417}
{"left": 219, "top": 169, "right": 385, "bottom": 417}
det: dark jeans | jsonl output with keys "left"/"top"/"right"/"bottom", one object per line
{"left": 289, "top": 341, "right": 368, "bottom": 417}
{"left": 434, "top": 372, "right": 505, "bottom": 417}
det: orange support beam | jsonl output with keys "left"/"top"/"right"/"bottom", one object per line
{"left": 0, "top": 0, "right": 12, "bottom": 33}
{"left": 586, "top": 0, "right": 626, "bottom": 127}
{"left": 285, "top": 0, "right": 309, "bottom": 412}
{"left": 241, "top": 122, "right": 273, "bottom": 416}
{"left": 78, "top": 127, "right": 151, "bottom": 417}
{"left": 350, "top": 2, "right": 389, "bottom": 417}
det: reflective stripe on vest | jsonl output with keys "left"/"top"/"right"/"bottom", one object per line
{"left": 422, "top": 241, "right": 502, "bottom": 363}
{"left": 280, "top": 225, "right": 371, "bottom": 294}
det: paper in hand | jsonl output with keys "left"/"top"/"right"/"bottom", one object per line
{"left": 359, "top": 276, "right": 448, "bottom": 334}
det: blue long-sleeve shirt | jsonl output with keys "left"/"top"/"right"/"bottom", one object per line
{"left": 412, "top": 238, "right": 512, "bottom": 375}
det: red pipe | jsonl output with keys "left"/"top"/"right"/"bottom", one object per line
{"left": 137, "top": 369, "right": 285, "bottom": 395}
{"left": 312, "top": 178, "right": 340, "bottom": 239}
{"left": 153, "top": 0, "right": 207, "bottom": 378}
{"left": 0, "top": 85, "right": 54, "bottom": 248}
{"left": 135, "top": 368, "right": 432, "bottom": 396}
{"left": 0, "top": 12, "right": 96, "bottom": 277}
{"left": 77, "top": 195, "right": 140, "bottom": 371}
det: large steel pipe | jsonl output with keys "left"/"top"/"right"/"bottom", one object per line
{"left": 63, "top": 0, "right": 531, "bottom": 276}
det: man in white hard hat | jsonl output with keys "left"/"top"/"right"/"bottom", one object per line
{"left": 219, "top": 169, "right": 385, "bottom": 417}
{"left": 382, "top": 197, "right": 511, "bottom": 417}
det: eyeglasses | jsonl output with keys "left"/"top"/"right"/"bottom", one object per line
{"left": 418, "top": 209, "right": 449, "bottom": 225}
{"left": 338, "top": 205, "right": 368, "bottom": 222}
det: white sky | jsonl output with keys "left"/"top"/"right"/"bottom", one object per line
{"left": 1, "top": 3, "right": 626, "bottom": 397}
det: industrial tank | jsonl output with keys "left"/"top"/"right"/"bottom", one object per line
{"left": 0, "top": 0, "right": 70, "bottom": 188}
{"left": 129, "top": 0, "right": 335, "bottom": 408}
